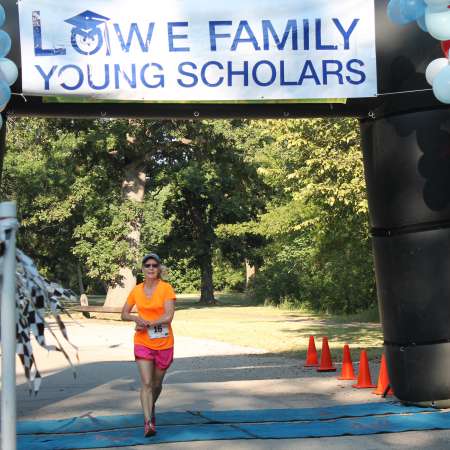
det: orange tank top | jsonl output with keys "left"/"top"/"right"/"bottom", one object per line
{"left": 127, "top": 281, "right": 176, "bottom": 350}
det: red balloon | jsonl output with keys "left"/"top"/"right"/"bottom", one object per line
{"left": 441, "top": 40, "right": 450, "bottom": 57}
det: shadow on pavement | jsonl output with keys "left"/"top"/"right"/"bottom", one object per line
{"left": 16, "top": 352, "right": 313, "bottom": 418}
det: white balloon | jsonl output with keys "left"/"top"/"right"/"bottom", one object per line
{"left": 0, "top": 101, "right": 7, "bottom": 112}
{"left": 426, "top": 58, "right": 448, "bottom": 85}
{"left": 433, "top": 64, "right": 450, "bottom": 103}
{"left": 425, "top": 0, "right": 450, "bottom": 12}
{"left": 425, "top": 8, "right": 450, "bottom": 40}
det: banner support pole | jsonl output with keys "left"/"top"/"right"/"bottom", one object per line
{"left": 0, "top": 201, "right": 17, "bottom": 450}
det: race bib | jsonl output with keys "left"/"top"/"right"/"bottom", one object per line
{"left": 148, "top": 324, "right": 169, "bottom": 339}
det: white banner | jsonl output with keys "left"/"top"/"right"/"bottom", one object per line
{"left": 18, "top": 0, "right": 377, "bottom": 101}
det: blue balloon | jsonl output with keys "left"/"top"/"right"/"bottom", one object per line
{"left": 433, "top": 65, "right": 450, "bottom": 103}
{"left": 0, "top": 58, "right": 17, "bottom": 86}
{"left": 417, "top": 14, "right": 429, "bottom": 30}
{"left": 0, "top": 5, "right": 5, "bottom": 28}
{"left": 388, "top": 0, "right": 412, "bottom": 24}
{"left": 0, "top": 30, "right": 11, "bottom": 57}
{"left": 0, "top": 79, "right": 10, "bottom": 105}
{"left": 400, "top": 0, "right": 426, "bottom": 21}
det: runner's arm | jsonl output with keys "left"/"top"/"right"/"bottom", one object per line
{"left": 121, "top": 301, "right": 149, "bottom": 328}
{"left": 147, "top": 299, "right": 175, "bottom": 327}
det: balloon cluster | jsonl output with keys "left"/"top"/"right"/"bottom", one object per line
{"left": 388, "top": 0, "right": 450, "bottom": 103}
{"left": 0, "top": 4, "right": 18, "bottom": 127}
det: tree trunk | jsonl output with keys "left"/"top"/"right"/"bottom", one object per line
{"left": 199, "top": 251, "right": 215, "bottom": 304}
{"left": 104, "top": 161, "right": 146, "bottom": 308}
{"left": 76, "top": 263, "right": 85, "bottom": 295}
{"left": 77, "top": 263, "right": 91, "bottom": 317}
{"left": 245, "top": 259, "right": 256, "bottom": 289}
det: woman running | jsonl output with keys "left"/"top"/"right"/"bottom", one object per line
{"left": 121, "top": 253, "right": 176, "bottom": 437}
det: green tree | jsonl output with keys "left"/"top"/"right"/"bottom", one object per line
{"left": 228, "top": 118, "right": 375, "bottom": 313}
{"left": 68, "top": 118, "right": 184, "bottom": 306}
{"left": 163, "top": 120, "right": 267, "bottom": 304}
{"left": 1, "top": 117, "right": 103, "bottom": 289}
{"left": 1, "top": 118, "right": 184, "bottom": 301}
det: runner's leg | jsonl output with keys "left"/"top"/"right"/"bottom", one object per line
{"left": 136, "top": 359, "right": 154, "bottom": 421}
{"left": 152, "top": 366, "right": 167, "bottom": 418}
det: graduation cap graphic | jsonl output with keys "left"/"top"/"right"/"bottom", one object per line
{"left": 65, "top": 10, "right": 110, "bottom": 31}
{"left": 65, "top": 10, "right": 111, "bottom": 56}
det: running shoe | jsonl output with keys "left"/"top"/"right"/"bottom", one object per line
{"left": 144, "top": 419, "right": 156, "bottom": 437}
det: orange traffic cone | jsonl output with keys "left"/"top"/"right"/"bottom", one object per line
{"left": 353, "top": 350, "right": 376, "bottom": 388}
{"left": 373, "top": 354, "right": 394, "bottom": 396}
{"left": 317, "top": 337, "right": 336, "bottom": 372}
{"left": 338, "top": 344, "right": 356, "bottom": 380}
{"left": 304, "top": 335, "right": 319, "bottom": 367}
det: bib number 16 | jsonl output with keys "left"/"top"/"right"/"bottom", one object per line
{"left": 148, "top": 324, "right": 169, "bottom": 339}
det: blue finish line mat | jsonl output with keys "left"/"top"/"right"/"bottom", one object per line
{"left": 17, "top": 402, "right": 450, "bottom": 450}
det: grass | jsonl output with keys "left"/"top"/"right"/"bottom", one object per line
{"left": 66, "top": 292, "right": 384, "bottom": 361}
{"left": 172, "top": 293, "right": 383, "bottom": 361}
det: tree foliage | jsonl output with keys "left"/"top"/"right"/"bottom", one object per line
{"left": 1, "top": 116, "right": 376, "bottom": 313}
{"left": 2, "top": 118, "right": 181, "bottom": 292}
{"left": 230, "top": 118, "right": 376, "bottom": 313}
{"left": 162, "top": 120, "right": 268, "bottom": 303}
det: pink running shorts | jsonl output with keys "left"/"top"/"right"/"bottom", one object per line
{"left": 134, "top": 344, "right": 174, "bottom": 369}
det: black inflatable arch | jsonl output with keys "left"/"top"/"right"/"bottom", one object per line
{"left": 4, "top": 0, "right": 450, "bottom": 407}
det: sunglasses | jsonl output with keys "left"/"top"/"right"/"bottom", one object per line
{"left": 144, "top": 263, "right": 159, "bottom": 268}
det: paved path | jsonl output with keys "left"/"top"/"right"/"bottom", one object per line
{"left": 8, "top": 319, "right": 450, "bottom": 449}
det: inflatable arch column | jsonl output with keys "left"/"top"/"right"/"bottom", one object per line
{"left": 361, "top": 2, "right": 450, "bottom": 407}
{"left": 362, "top": 109, "right": 450, "bottom": 407}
